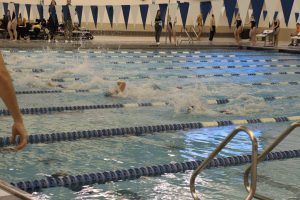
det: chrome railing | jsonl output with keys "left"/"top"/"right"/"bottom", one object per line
{"left": 190, "top": 126, "right": 258, "bottom": 200}
{"left": 243, "top": 121, "right": 300, "bottom": 199}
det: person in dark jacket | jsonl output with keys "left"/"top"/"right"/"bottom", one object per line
{"left": 48, "top": 0, "right": 59, "bottom": 42}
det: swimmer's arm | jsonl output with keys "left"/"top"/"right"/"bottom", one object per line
{"left": 0, "top": 53, "right": 27, "bottom": 151}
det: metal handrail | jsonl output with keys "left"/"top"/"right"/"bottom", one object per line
{"left": 190, "top": 26, "right": 199, "bottom": 38}
{"left": 179, "top": 27, "right": 193, "bottom": 45}
{"left": 190, "top": 126, "right": 258, "bottom": 200}
{"left": 243, "top": 121, "right": 300, "bottom": 200}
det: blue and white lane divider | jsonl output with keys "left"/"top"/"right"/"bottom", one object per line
{"left": 0, "top": 95, "right": 297, "bottom": 117}
{"left": 3, "top": 49, "right": 280, "bottom": 55}
{"left": 147, "top": 64, "right": 300, "bottom": 71}
{"left": 15, "top": 89, "right": 102, "bottom": 95}
{"left": 244, "top": 81, "right": 300, "bottom": 86}
{"left": 109, "top": 58, "right": 300, "bottom": 65}
{"left": 1, "top": 115, "right": 299, "bottom": 147}
{"left": 11, "top": 149, "right": 300, "bottom": 192}
{"left": 0, "top": 102, "right": 168, "bottom": 117}
{"left": 44, "top": 78, "right": 80, "bottom": 82}
{"left": 13, "top": 68, "right": 49, "bottom": 73}
{"left": 108, "top": 71, "right": 300, "bottom": 81}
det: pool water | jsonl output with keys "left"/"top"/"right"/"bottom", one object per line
{"left": 0, "top": 49, "right": 299, "bottom": 199}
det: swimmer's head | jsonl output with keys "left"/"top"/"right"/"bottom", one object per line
{"left": 117, "top": 81, "right": 126, "bottom": 92}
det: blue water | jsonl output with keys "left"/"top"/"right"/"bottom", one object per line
{"left": 0, "top": 49, "right": 299, "bottom": 200}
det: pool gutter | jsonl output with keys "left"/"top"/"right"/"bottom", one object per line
{"left": 0, "top": 179, "right": 33, "bottom": 200}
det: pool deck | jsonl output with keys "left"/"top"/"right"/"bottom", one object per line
{"left": 0, "top": 35, "right": 299, "bottom": 199}
{"left": 0, "top": 180, "right": 33, "bottom": 200}
{"left": 0, "top": 36, "right": 299, "bottom": 54}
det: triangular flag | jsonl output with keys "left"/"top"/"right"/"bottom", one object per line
{"left": 122, "top": 5, "right": 130, "bottom": 30}
{"left": 211, "top": 0, "right": 223, "bottom": 26}
{"left": 8, "top": 3, "right": 14, "bottom": 18}
{"left": 14, "top": 3, "right": 19, "bottom": 18}
{"left": 263, "top": 10, "right": 268, "bottom": 20}
{"left": 237, "top": 0, "right": 250, "bottom": 25}
{"left": 106, "top": 5, "right": 114, "bottom": 28}
{"left": 25, "top": 4, "right": 31, "bottom": 21}
{"left": 113, "top": 5, "right": 121, "bottom": 26}
{"left": 248, "top": 9, "right": 253, "bottom": 19}
{"left": 98, "top": 6, "right": 105, "bottom": 27}
{"left": 159, "top": 4, "right": 168, "bottom": 28}
{"left": 3, "top": 3, "right": 8, "bottom": 15}
{"left": 200, "top": 1, "right": 212, "bottom": 25}
{"left": 179, "top": 2, "right": 189, "bottom": 28}
{"left": 280, "top": 0, "right": 294, "bottom": 26}
{"left": 37, "top": 4, "right": 43, "bottom": 19}
{"left": 75, "top": 6, "right": 83, "bottom": 26}
{"left": 224, "top": 0, "right": 237, "bottom": 27}
{"left": 43, "top": 5, "right": 49, "bottom": 20}
{"left": 140, "top": 4, "right": 148, "bottom": 30}
{"left": 55, "top": 5, "right": 62, "bottom": 23}
{"left": 251, "top": 0, "right": 264, "bottom": 26}
{"left": 131, "top": 5, "right": 139, "bottom": 28}
{"left": 274, "top": 11, "right": 279, "bottom": 20}
{"left": 91, "top": 6, "right": 98, "bottom": 28}
{"left": 188, "top": 1, "right": 199, "bottom": 27}
{"left": 83, "top": 6, "right": 90, "bottom": 27}
{"left": 296, "top": 12, "right": 299, "bottom": 22}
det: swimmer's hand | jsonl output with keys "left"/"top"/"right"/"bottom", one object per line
{"left": 104, "top": 91, "right": 113, "bottom": 97}
{"left": 11, "top": 122, "right": 27, "bottom": 151}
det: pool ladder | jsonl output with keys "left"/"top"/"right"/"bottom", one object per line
{"left": 190, "top": 121, "right": 300, "bottom": 200}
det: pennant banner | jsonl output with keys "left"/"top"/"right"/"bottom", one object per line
{"left": 200, "top": 1, "right": 212, "bottom": 25}
{"left": 14, "top": 3, "right": 19, "bottom": 18}
{"left": 140, "top": 4, "right": 148, "bottom": 30}
{"left": 91, "top": 5, "right": 98, "bottom": 27}
{"left": 168, "top": 3, "right": 178, "bottom": 23}
{"left": 237, "top": 0, "right": 250, "bottom": 25}
{"left": 149, "top": 4, "right": 159, "bottom": 26}
{"left": 122, "top": 5, "right": 130, "bottom": 29}
{"left": 75, "top": 5, "right": 83, "bottom": 26}
{"left": 296, "top": 12, "right": 299, "bottom": 22}
{"left": 263, "top": 10, "right": 268, "bottom": 20}
{"left": 179, "top": 2, "right": 189, "bottom": 28}
{"left": 280, "top": 0, "right": 294, "bottom": 26}
{"left": 19, "top": 3, "right": 25, "bottom": 19}
{"left": 224, "top": 0, "right": 237, "bottom": 27}
{"left": 37, "top": 5, "right": 43, "bottom": 20}
{"left": 159, "top": 4, "right": 168, "bottom": 28}
{"left": 106, "top": 5, "right": 114, "bottom": 28}
{"left": 25, "top": 4, "right": 31, "bottom": 21}
{"left": 69, "top": 6, "right": 77, "bottom": 23}
{"left": 251, "top": 0, "right": 264, "bottom": 26}
{"left": 274, "top": 11, "right": 279, "bottom": 20}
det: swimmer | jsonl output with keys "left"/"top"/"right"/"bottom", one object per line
{"left": 105, "top": 81, "right": 126, "bottom": 97}
{"left": 152, "top": 84, "right": 161, "bottom": 90}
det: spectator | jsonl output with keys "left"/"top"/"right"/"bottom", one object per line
{"left": 154, "top": 10, "right": 162, "bottom": 45}
{"left": 48, "top": 0, "right": 59, "bottom": 42}
{"left": 7, "top": 10, "right": 18, "bottom": 41}
{"left": 288, "top": 23, "right": 300, "bottom": 46}
{"left": 62, "top": 0, "right": 73, "bottom": 42}
{"left": 248, "top": 15, "right": 257, "bottom": 45}
{"left": 209, "top": 14, "right": 216, "bottom": 43}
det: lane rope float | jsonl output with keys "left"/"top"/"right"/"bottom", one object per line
{"left": 1, "top": 115, "right": 299, "bottom": 147}
{"left": 11, "top": 149, "right": 300, "bottom": 192}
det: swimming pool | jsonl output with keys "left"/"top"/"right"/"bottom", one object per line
{"left": 0, "top": 49, "right": 299, "bottom": 199}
